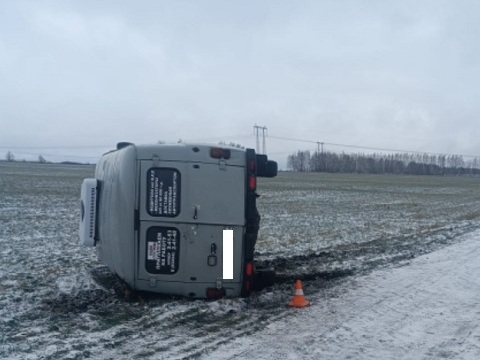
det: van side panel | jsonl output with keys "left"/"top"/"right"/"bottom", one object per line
{"left": 135, "top": 144, "right": 245, "bottom": 167}
{"left": 95, "top": 146, "right": 137, "bottom": 287}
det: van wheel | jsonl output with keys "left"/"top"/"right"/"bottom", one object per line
{"left": 253, "top": 267, "right": 275, "bottom": 290}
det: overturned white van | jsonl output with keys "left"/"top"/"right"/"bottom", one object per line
{"left": 80, "top": 142, "right": 277, "bottom": 299}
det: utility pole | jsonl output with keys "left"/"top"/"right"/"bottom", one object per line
{"left": 316, "top": 142, "right": 320, "bottom": 172}
{"left": 262, "top": 126, "right": 267, "bottom": 154}
{"left": 316, "top": 141, "right": 324, "bottom": 172}
{"left": 321, "top": 142, "right": 325, "bottom": 172}
{"left": 253, "top": 125, "right": 268, "bottom": 154}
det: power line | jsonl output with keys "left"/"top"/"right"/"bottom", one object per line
{"left": 0, "top": 145, "right": 111, "bottom": 150}
{"left": 2, "top": 150, "right": 100, "bottom": 160}
{"left": 1, "top": 135, "right": 255, "bottom": 161}
{"left": 268, "top": 135, "right": 317, "bottom": 145}
{"left": 267, "top": 135, "right": 480, "bottom": 159}
{"left": 3, "top": 133, "right": 479, "bottom": 161}
{"left": 180, "top": 133, "right": 253, "bottom": 145}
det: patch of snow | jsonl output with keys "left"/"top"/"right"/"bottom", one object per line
{"left": 203, "top": 230, "right": 480, "bottom": 359}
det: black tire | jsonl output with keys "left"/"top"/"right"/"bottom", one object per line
{"left": 266, "top": 160, "right": 278, "bottom": 178}
{"left": 253, "top": 267, "right": 276, "bottom": 290}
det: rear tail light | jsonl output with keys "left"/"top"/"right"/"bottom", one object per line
{"left": 247, "top": 152, "right": 257, "bottom": 191}
{"left": 210, "top": 147, "right": 231, "bottom": 159}
{"left": 243, "top": 261, "right": 254, "bottom": 295}
{"left": 248, "top": 175, "right": 256, "bottom": 190}
{"left": 245, "top": 262, "right": 253, "bottom": 277}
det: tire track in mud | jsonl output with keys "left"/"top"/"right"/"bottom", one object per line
{"left": 116, "top": 287, "right": 294, "bottom": 359}
{"left": 159, "top": 297, "right": 294, "bottom": 359}
{"left": 109, "top": 223, "right": 480, "bottom": 358}
{"left": 261, "top": 222, "right": 480, "bottom": 286}
{"left": 24, "top": 223, "right": 480, "bottom": 359}
{"left": 132, "top": 311, "right": 288, "bottom": 360}
{"left": 164, "top": 223, "right": 478, "bottom": 359}
{"left": 34, "top": 265, "right": 294, "bottom": 359}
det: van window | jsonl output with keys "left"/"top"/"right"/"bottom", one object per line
{"left": 147, "top": 168, "right": 181, "bottom": 217}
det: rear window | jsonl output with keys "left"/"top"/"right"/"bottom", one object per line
{"left": 147, "top": 168, "right": 181, "bottom": 217}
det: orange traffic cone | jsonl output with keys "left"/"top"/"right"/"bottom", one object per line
{"left": 288, "top": 280, "right": 310, "bottom": 308}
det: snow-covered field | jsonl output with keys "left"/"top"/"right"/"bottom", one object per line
{"left": 1, "top": 162, "right": 479, "bottom": 359}
{"left": 206, "top": 229, "right": 480, "bottom": 359}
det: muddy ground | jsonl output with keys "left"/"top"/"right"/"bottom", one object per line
{"left": 1, "top": 162, "right": 479, "bottom": 359}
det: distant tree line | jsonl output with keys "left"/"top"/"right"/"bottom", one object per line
{"left": 287, "top": 150, "right": 480, "bottom": 176}
{"left": 3, "top": 151, "right": 48, "bottom": 164}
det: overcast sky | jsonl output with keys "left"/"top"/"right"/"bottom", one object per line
{"left": 1, "top": 0, "right": 479, "bottom": 167}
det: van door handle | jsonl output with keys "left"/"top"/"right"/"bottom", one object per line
{"left": 193, "top": 205, "right": 199, "bottom": 219}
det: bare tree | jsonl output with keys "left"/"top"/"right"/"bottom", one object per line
{"left": 6, "top": 151, "right": 15, "bottom": 162}
{"left": 287, "top": 150, "right": 311, "bottom": 172}
{"left": 287, "top": 149, "right": 478, "bottom": 176}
